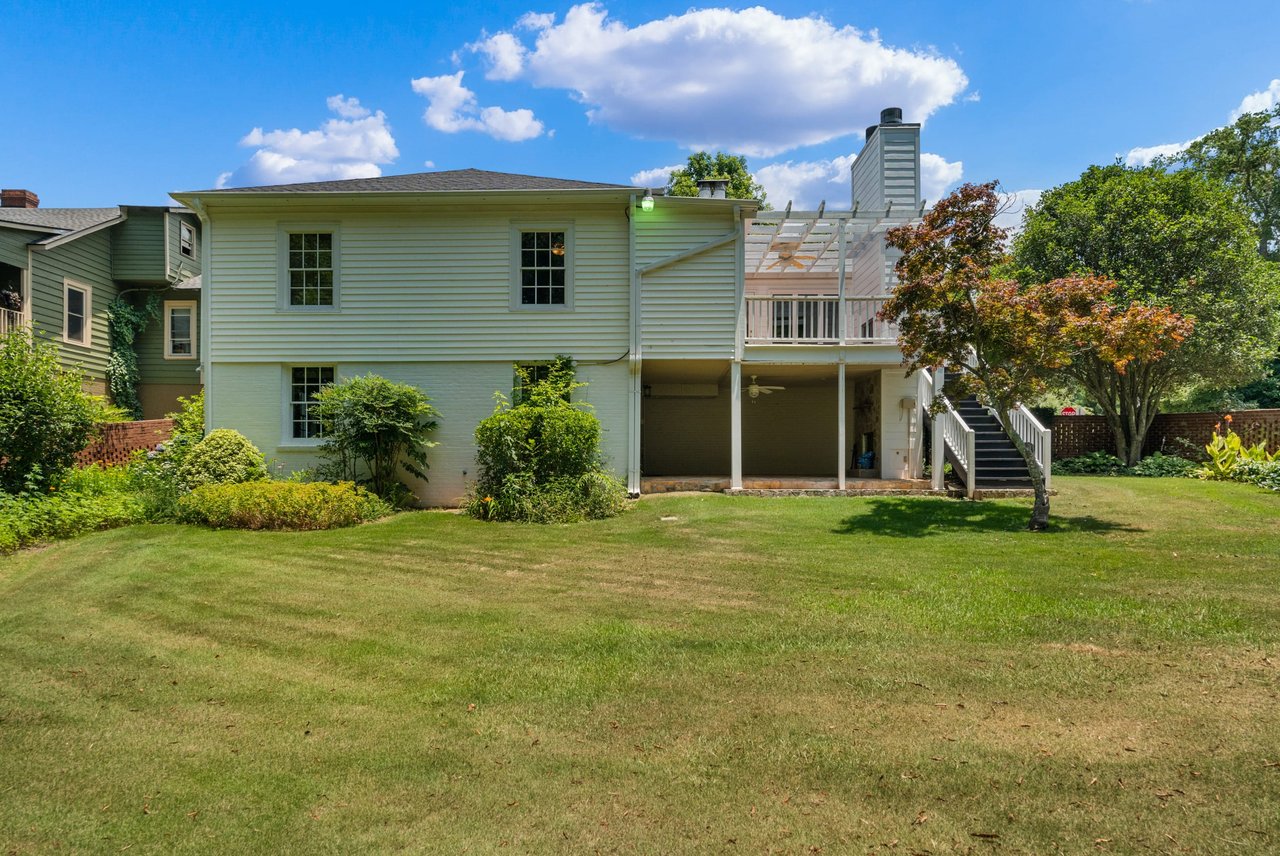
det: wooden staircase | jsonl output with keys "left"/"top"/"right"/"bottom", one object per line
{"left": 951, "top": 397, "right": 1035, "bottom": 490}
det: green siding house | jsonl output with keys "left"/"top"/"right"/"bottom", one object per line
{"left": 172, "top": 108, "right": 1046, "bottom": 505}
{"left": 0, "top": 189, "right": 203, "bottom": 417}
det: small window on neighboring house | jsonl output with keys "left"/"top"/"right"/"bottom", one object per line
{"left": 179, "top": 221, "right": 196, "bottom": 258}
{"left": 63, "top": 281, "right": 90, "bottom": 345}
{"left": 513, "top": 227, "right": 571, "bottom": 308}
{"left": 289, "top": 366, "right": 334, "bottom": 439}
{"left": 164, "top": 300, "right": 196, "bottom": 359}
{"left": 287, "top": 232, "right": 335, "bottom": 306}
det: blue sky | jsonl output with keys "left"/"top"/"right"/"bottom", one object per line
{"left": 4, "top": 0, "right": 1278, "bottom": 222}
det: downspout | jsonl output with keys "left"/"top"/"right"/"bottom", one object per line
{"left": 627, "top": 194, "right": 641, "bottom": 497}
{"left": 185, "top": 195, "right": 213, "bottom": 434}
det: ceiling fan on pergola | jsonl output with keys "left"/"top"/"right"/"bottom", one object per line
{"left": 745, "top": 375, "right": 786, "bottom": 400}
{"left": 766, "top": 240, "right": 816, "bottom": 271}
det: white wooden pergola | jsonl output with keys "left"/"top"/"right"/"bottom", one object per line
{"left": 744, "top": 203, "right": 928, "bottom": 276}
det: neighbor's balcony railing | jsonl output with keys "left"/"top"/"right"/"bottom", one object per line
{"left": 0, "top": 308, "right": 26, "bottom": 335}
{"left": 744, "top": 295, "right": 897, "bottom": 344}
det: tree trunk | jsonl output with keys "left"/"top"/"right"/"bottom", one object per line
{"left": 996, "top": 407, "right": 1050, "bottom": 532}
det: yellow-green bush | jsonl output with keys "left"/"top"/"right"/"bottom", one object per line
{"left": 178, "top": 481, "right": 391, "bottom": 530}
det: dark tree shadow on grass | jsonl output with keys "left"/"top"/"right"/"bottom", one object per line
{"left": 833, "top": 497, "right": 1139, "bottom": 538}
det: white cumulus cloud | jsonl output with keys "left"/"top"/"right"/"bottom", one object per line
{"left": 410, "top": 71, "right": 545, "bottom": 141}
{"left": 471, "top": 32, "right": 527, "bottom": 81}
{"left": 628, "top": 163, "right": 683, "bottom": 188}
{"left": 1231, "top": 78, "right": 1280, "bottom": 120}
{"left": 479, "top": 3, "right": 968, "bottom": 157}
{"left": 919, "top": 153, "right": 964, "bottom": 204}
{"left": 1123, "top": 139, "right": 1197, "bottom": 167}
{"left": 216, "top": 95, "right": 398, "bottom": 188}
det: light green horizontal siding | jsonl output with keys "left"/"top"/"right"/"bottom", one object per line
{"left": 0, "top": 228, "right": 32, "bottom": 269}
{"left": 135, "top": 287, "right": 202, "bottom": 385}
{"left": 208, "top": 358, "right": 628, "bottom": 508}
{"left": 169, "top": 211, "right": 201, "bottom": 279}
{"left": 29, "top": 230, "right": 117, "bottom": 379}
{"left": 111, "top": 211, "right": 166, "bottom": 281}
{"left": 637, "top": 205, "right": 739, "bottom": 358}
{"left": 207, "top": 202, "right": 629, "bottom": 363}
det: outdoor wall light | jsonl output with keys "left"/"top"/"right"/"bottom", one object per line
{"left": 640, "top": 190, "right": 655, "bottom": 212}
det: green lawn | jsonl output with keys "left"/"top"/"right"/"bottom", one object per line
{"left": 2, "top": 477, "right": 1278, "bottom": 854}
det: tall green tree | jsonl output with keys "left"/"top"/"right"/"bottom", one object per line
{"left": 883, "top": 182, "right": 1192, "bottom": 530}
{"left": 1173, "top": 106, "right": 1280, "bottom": 260}
{"left": 666, "top": 152, "right": 767, "bottom": 205}
{"left": 1013, "top": 164, "right": 1280, "bottom": 464}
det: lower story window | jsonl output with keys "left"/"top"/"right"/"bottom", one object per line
{"left": 164, "top": 300, "right": 196, "bottom": 358}
{"left": 290, "top": 366, "right": 334, "bottom": 439}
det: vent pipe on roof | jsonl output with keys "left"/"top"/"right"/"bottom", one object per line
{"left": 1, "top": 189, "right": 39, "bottom": 209}
{"left": 697, "top": 178, "right": 729, "bottom": 199}
{"left": 880, "top": 107, "right": 903, "bottom": 125}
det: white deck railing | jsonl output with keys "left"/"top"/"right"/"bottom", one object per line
{"left": 0, "top": 308, "right": 25, "bottom": 335}
{"left": 744, "top": 295, "right": 896, "bottom": 344}
{"left": 923, "top": 368, "right": 976, "bottom": 497}
{"left": 1008, "top": 404, "right": 1052, "bottom": 491}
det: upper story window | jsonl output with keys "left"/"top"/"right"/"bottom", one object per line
{"left": 289, "top": 365, "right": 334, "bottom": 439}
{"left": 164, "top": 300, "right": 197, "bottom": 359}
{"left": 179, "top": 221, "right": 196, "bottom": 258}
{"left": 63, "top": 280, "right": 90, "bottom": 345}
{"left": 287, "top": 231, "right": 335, "bottom": 307}
{"left": 511, "top": 224, "right": 573, "bottom": 310}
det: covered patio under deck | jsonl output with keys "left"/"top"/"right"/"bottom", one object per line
{"left": 639, "top": 360, "right": 926, "bottom": 494}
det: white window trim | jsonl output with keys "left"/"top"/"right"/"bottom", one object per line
{"left": 279, "top": 364, "right": 337, "bottom": 448}
{"left": 163, "top": 299, "right": 198, "bottom": 360}
{"left": 277, "top": 223, "right": 341, "bottom": 312}
{"left": 178, "top": 220, "right": 197, "bottom": 259}
{"left": 509, "top": 221, "right": 575, "bottom": 312}
{"left": 62, "top": 279, "right": 91, "bottom": 346}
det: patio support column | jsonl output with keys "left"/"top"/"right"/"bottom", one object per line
{"left": 730, "top": 361, "right": 743, "bottom": 490}
{"left": 837, "top": 362, "right": 847, "bottom": 489}
{"left": 931, "top": 365, "right": 945, "bottom": 490}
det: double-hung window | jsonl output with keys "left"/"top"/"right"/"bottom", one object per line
{"left": 179, "top": 221, "right": 196, "bottom": 258}
{"left": 288, "top": 366, "right": 334, "bottom": 440}
{"left": 63, "top": 280, "right": 90, "bottom": 345}
{"left": 283, "top": 229, "right": 336, "bottom": 307}
{"left": 164, "top": 300, "right": 197, "bottom": 358}
{"left": 511, "top": 225, "right": 573, "bottom": 309}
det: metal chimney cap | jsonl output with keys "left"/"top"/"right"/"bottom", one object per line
{"left": 864, "top": 124, "right": 878, "bottom": 142}
{"left": 880, "top": 107, "right": 903, "bottom": 125}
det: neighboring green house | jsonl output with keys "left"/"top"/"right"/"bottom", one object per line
{"left": 0, "top": 189, "right": 203, "bottom": 417}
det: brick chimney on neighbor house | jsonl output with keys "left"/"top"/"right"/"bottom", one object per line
{"left": 850, "top": 107, "right": 921, "bottom": 212}
{"left": 696, "top": 178, "right": 729, "bottom": 199}
{"left": 1, "top": 189, "right": 39, "bottom": 209}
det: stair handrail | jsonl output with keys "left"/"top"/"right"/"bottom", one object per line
{"left": 1008, "top": 404, "right": 1052, "bottom": 492}
{"left": 922, "top": 368, "right": 976, "bottom": 497}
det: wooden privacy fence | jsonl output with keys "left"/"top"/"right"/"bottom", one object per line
{"left": 1052, "top": 410, "right": 1280, "bottom": 460}
{"left": 77, "top": 419, "right": 174, "bottom": 466}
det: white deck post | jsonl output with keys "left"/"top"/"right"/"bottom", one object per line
{"left": 837, "top": 362, "right": 847, "bottom": 489}
{"left": 730, "top": 361, "right": 743, "bottom": 490}
{"left": 930, "top": 365, "right": 945, "bottom": 491}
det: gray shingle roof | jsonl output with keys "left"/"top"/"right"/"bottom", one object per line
{"left": 0, "top": 207, "right": 121, "bottom": 233}
{"left": 200, "top": 168, "right": 636, "bottom": 194}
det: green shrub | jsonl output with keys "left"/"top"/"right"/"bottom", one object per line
{"left": 1195, "top": 421, "right": 1279, "bottom": 480}
{"left": 313, "top": 374, "right": 438, "bottom": 503}
{"left": 178, "top": 481, "right": 392, "bottom": 530}
{"left": 1053, "top": 451, "right": 1128, "bottom": 475}
{"left": 130, "top": 391, "right": 205, "bottom": 520}
{"left": 0, "top": 329, "right": 100, "bottom": 493}
{"left": 1129, "top": 452, "right": 1199, "bottom": 478}
{"left": 0, "top": 465, "right": 144, "bottom": 553}
{"left": 176, "top": 429, "right": 267, "bottom": 490}
{"left": 1235, "top": 460, "right": 1280, "bottom": 492}
{"left": 467, "top": 359, "right": 629, "bottom": 523}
